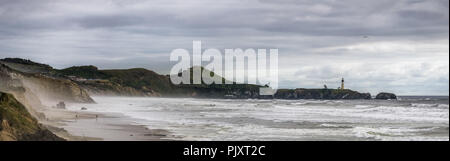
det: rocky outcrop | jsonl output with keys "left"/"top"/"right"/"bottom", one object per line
{"left": 181, "top": 88, "right": 372, "bottom": 100}
{"left": 375, "top": 92, "right": 397, "bottom": 100}
{"left": 274, "top": 89, "right": 371, "bottom": 100}
{"left": 0, "top": 92, "right": 64, "bottom": 141}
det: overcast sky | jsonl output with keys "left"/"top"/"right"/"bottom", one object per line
{"left": 0, "top": 0, "right": 448, "bottom": 95}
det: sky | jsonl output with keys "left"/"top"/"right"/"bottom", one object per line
{"left": 0, "top": 0, "right": 448, "bottom": 95}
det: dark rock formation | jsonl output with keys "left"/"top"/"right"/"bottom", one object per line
{"left": 56, "top": 102, "right": 66, "bottom": 109}
{"left": 274, "top": 89, "right": 371, "bottom": 100}
{"left": 375, "top": 92, "right": 397, "bottom": 100}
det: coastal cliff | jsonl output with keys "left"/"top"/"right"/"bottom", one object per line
{"left": 1, "top": 58, "right": 385, "bottom": 100}
{"left": 0, "top": 58, "right": 389, "bottom": 141}
{"left": 1, "top": 62, "right": 95, "bottom": 124}
{"left": 21, "top": 75, "right": 95, "bottom": 103}
{"left": 0, "top": 62, "right": 95, "bottom": 104}
{"left": 1, "top": 60, "right": 93, "bottom": 141}
{"left": 57, "top": 66, "right": 162, "bottom": 97}
{"left": 0, "top": 92, "right": 64, "bottom": 141}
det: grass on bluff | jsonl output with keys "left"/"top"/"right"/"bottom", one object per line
{"left": 0, "top": 58, "right": 53, "bottom": 74}
{"left": 58, "top": 66, "right": 174, "bottom": 93}
{"left": 0, "top": 92, "right": 39, "bottom": 134}
{"left": 58, "top": 65, "right": 262, "bottom": 95}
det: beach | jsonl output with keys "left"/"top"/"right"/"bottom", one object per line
{"left": 42, "top": 96, "right": 449, "bottom": 141}
{"left": 37, "top": 104, "right": 170, "bottom": 141}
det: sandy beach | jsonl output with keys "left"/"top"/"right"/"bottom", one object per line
{"left": 37, "top": 105, "right": 171, "bottom": 141}
{"left": 52, "top": 96, "right": 448, "bottom": 141}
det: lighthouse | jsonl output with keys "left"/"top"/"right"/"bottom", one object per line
{"left": 341, "top": 78, "right": 345, "bottom": 90}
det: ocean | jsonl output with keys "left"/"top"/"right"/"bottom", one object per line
{"left": 68, "top": 96, "right": 449, "bottom": 141}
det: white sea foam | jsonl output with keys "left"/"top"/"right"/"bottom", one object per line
{"left": 354, "top": 105, "right": 373, "bottom": 108}
{"left": 353, "top": 126, "right": 448, "bottom": 141}
{"left": 68, "top": 96, "right": 449, "bottom": 141}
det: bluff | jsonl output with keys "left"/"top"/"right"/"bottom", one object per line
{"left": 1, "top": 58, "right": 379, "bottom": 100}
{"left": 56, "top": 65, "right": 261, "bottom": 98}
{"left": 0, "top": 61, "right": 94, "bottom": 103}
{"left": 55, "top": 66, "right": 166, "bottom": 96}
{"left": 0, "top": 92, "right": 64, "bottom": 141}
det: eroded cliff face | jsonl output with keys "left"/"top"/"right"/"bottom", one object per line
{"left": 1, "top": 63, "right": 96, "bottom": 125}
{"left": 0, "top": 63, "right": 94, "bottom": 141}
{"left": 21, "top": 75, "right": 95, "bottom": 103}
{"left": 0, "top": 64, "right": 43, "bottom": 118}
{"left": 0, "top": 92, "right": 64, "bottom": 141}
{"left": 0, "top": 64, "right": 95, "bottom": 104}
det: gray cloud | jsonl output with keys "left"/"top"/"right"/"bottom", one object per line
{"left": 0, "top": 0, "right": 448, "bottom": 95}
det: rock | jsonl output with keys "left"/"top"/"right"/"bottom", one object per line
{"left": 375, "top": 92, "right": 397, "bottom": 100}
{"left": 81, "top": 107, "right": 87, "bottom": 110}
{"left": 273, "top": 89, "right": 371, "bottom": 100}
{"left": 56, "top": 101, "right": 66, "bottom": 109}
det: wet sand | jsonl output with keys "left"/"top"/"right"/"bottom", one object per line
{"left": 37, "top": 107, "right": 170, "bottom": 141}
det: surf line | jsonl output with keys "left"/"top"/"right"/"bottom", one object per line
{"left": 183, "top": 145, "right": 218, "bottom": 159}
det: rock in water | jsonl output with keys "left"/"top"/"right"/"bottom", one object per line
{"left": 274, "top": 89, "right": 372, "bottom": 100}
{"left": 375, "top": 92, "right": 397, "bottom": 100}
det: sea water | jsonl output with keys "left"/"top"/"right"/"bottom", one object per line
{"left": 68, "top": 96, "right": 449, "bottom": 141}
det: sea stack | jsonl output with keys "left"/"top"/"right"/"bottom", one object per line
{"left": 375, "top": 92, "right": 397, "bottom": 100}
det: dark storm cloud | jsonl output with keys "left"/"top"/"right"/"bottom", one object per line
{"left": 1, "top": 0, "right": 448, "bottom": 37}
{"left": 0, "top": 0, "right": 448, "bottom": 95}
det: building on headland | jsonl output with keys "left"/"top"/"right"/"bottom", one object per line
{"left": 341, "top": 78, "right": 345, "bottom": 90}
{"left": 67, "top": 75, "right": 87, "bottom": 82}
{"left": 67, "top": 75, "right": 109, "bottom": 83}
